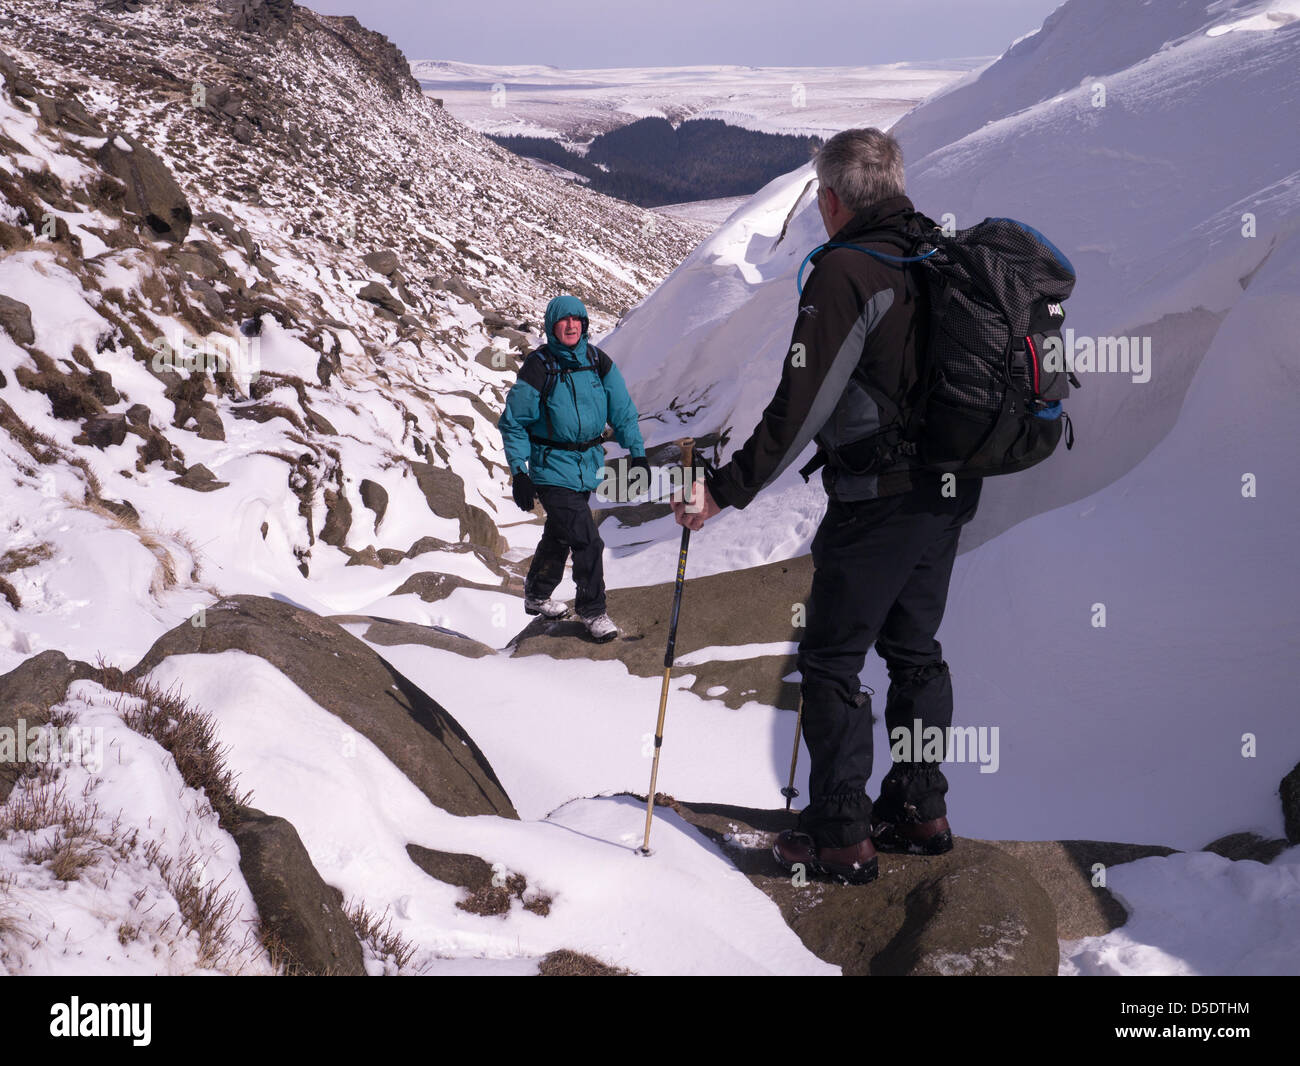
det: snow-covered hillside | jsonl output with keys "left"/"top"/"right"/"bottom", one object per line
{"left": 0, "top": 0, "right": 704, "bottom": 678}
{"left": 1, "top": 0, "right": 1297, "bottom": 978}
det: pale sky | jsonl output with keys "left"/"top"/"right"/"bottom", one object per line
{"left": 303, "top": 0, "right": 1066, "bottom": 66}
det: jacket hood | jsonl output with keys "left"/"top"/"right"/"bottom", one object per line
{"left": 544, "top": 294, "right": 589, "bottom": 363}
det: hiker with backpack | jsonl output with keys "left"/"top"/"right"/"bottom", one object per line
{"left": 671, "top": 127, "right": 1076, "bottom": 885}
{"left": 498, "top": 294, "right": 649, "bottom": 643}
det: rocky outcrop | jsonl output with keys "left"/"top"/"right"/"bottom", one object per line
{"left": 358, "top": 280, "right": 403, "bottom": 316}
{"left": 332, "top": 615, "right": 495, "bottom": 659}
{"left": 95, "top": 131, "right": 192, "bottom": 243}
{"left": 358, "top": 478, "right": 388, "bottom": 530}
{"left": 982, "top": 838, "right": 1175, "bottom": 939}
{"left": 671, "top": 801, "right": 1058, "bottom": 976}
{"left": 224, "top": 0, "right": 294, "bottom": 39}
{"left": 128, "top": 595, "right": 517, "bottom": 818}
{"left": 0, "top": 651, "right": 96, "bottom": 802}
{"left": 230, "top": 805, "right": 365, "bottom": 975}
{"left": 320, "top": 487, "right": 352, "bottom": 547}
{"left": 363, "top": 249, "right": 400, "bottom": 275}
{"left": 1281, "top": 762, "right": 1300, "bottom": 845}
{"left": 75, "top": 413, "right": 128, "bottom": 449}
{"left": 170, "top": 462, "right": 230, "bottom": 492}
{"left": 315, "top": 13, "right": 422, "bottom": 100}
{"left": 1202, "top": 831, "right": 1290, "bottom": 864}
{"left": 0, "top": 295, "right": 34, "bottom": 346}
{"left": 410, "top": 461, "right": 507, "bottom": 557}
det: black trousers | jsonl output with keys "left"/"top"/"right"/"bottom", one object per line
{"left": 796, "top": 477, "right": 982, "bottom": 848}
{"left": 525, "top": 485, "right": 607, "bottom": 618}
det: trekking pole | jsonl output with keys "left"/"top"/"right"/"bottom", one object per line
{"left": 781, "top": 698, "right": 804, "bottom": 810}
{"left": 638, "top": 437, "right": 696, "bottom": 856}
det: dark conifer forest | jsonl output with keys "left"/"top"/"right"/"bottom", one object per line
{"left": 491, "top": 117, "right": 822, "bottom": 207}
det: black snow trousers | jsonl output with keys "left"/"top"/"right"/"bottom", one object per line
{"left": 525, "top": 485, "right": 607, "bottom": 619}
{"left": 795, "top": 477, "right": 983, "bottom": 848}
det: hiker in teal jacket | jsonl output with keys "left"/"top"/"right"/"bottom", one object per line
{"left": 498, "top": 294, "right": 648, "bottom": 641}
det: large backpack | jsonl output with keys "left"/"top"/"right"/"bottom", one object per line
{"left": 796, "top": 211, "right": 1080, "bottom": 480}
{"left": 518, "top": 343, "right": 613, "bottom": 451}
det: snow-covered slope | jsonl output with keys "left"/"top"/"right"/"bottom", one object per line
{"left": 411, "top": 59, "right": 986, "bottom": 144}
{"left": 0, "top": 0, "right": 705, "bottom": 677}
{"left": 3, "top": 0, "right": 1298, "bottom": 977}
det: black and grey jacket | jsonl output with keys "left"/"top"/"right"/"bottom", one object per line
{"left": 707, "top": 195, "right": 936, "bottom": 510}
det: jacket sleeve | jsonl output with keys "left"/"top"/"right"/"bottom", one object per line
{"left": 601, "top": 362, "right": 646, "bottom": 457}
{"left": 706, "top": 251, "right": 895, "bottom": 510}
{"left": 498, "top": 379, "right": 541, "bottom": 476}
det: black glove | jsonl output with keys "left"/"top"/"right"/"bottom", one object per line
{"left": 625, "top": 455, "right": 652, "bottom": 499}
{"left": 512, "top": 471, "right": 536, "bottom": 511}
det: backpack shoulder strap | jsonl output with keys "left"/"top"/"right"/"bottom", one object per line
{"left": 589, "top": 344, "right": 612, "bottom": 378}
{"left": 518, "top": 348, "right": 553, "bottom": 394}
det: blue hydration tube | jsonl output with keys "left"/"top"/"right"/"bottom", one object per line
{"left": 796, "top": 242, "right": 938, "bottom": 295}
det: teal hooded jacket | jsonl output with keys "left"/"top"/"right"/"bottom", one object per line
{"left": 498, "top": 294, "right": 646, "bottom": 492}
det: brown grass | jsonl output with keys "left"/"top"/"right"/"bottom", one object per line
{"left": 537, "top": 949, "right": 633, "bottom": 977}
{"left": 345, "top": 899, "right": 417, "bottom": 970}
{"left": 69, "top": 497, "right": 203, "bottom": 594}
{"left": 97, "top": 672, "right": 252, "bottom": 830}
{"left": 26, "top": 833, "right": 99, "bottom": 881}
{"left": 2, "top": 774, "right": 136, "bottom": 887}
{"left": 0, "top": 543, "right": 54, "bottom": 573}
{"left": 0, "top": 696, "right": 264, "bottom": 974}
{"left": 454, "top": 870, "right": 553, "bottom": 918}
{"left": 139, "top": 839, "right": 248, "bottom": 970}
{"left": 0, "top": 870, "right": 21, "bottom": 964}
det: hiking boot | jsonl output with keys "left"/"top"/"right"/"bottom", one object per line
{"left": 580, "top": 612, "right": 619, "bottom": 642}
{"left": 870, "top": 813, "right": 953, "bottom": 856}
{"left": 772, "top": 830, "right": 878, "bottom": 885}
{"left": 524, "top": 596, "right": 569, "bottom": 619}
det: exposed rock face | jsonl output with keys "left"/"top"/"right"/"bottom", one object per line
{"left": 1281, "top": 761, "right": 1300, "bottom": 845}
{"left": 320, "top": 487, "right": 352, "bottom": 547}
{"left": 75, "top": 413, "right": 128, "bottom": 449}
{"left": 363, "top": 249, "right": 400, "bottom": 275}
{"left": 971, "top": 838, "right": 1175, "bottom": 939}
{"left": 0, "top": 294, "right": 34, "bottom": 345}
{"left": 224, "top": 0, "right": 294, "bottom": 39}
{"left": 672, "top": 801, "right": 1058, "bottom": 976}
{"left": 358, "top": 478, "right": 388, "bottom": 529}
{"left": 315, "top": 13, "right": 422, "bottom": 100}
{"left": 34, "top": 93, "right": 102, "bottom": 136}
{"left": 230, "top": 805, "right": 365, "bottom": 975}
{"left": 0, "top": 651, "right": 96, "bottom": 802}
{"left": 358, "top": 280, "right": 404, "bottom": 316}
{"left": 411, "top": 461, "right": 507, "bottom": 557}
{"left": 95, "top": 131, "right": 192, "bottom": 242}
{"left": 128, "top": 595, "right": 518, "bottom": 818}
{"left": 170, "top": 462, "right": 230, "bottom": 492}
{"left": 510, "top": 552, "right": 808, "bottom": 710}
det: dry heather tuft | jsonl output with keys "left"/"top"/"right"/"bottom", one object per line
{"left": 71, "top": 498, "right": 203, "bottom": 596}
{"left": 537, "top": 949, "right": 633, "bottom": 976}
{"left": 344, "top": 899, "right": 417, "bottom": 971}
{"left": 96, "top": 670, "right": 252, "bottom": 830}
